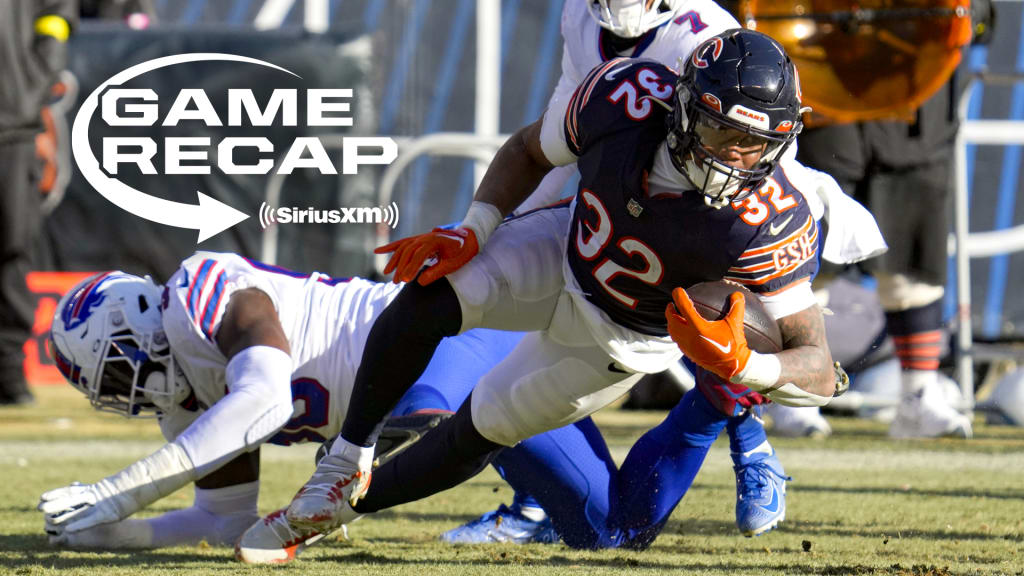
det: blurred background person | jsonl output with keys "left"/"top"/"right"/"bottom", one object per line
{"left": 0, "top": 0, "right": 77, "bottom": 406}
{"left": 738, "top": 0, "right": 992, "bottom": 438}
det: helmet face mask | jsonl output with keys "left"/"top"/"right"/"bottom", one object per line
{"left": 667, "top": 29, "right": 805, "bottom": 208}
{"left": 587, "top": 0, "right": 680, "bottom": 39}
{"left": 50, "top": 272, "right": 189, "bottom": 418}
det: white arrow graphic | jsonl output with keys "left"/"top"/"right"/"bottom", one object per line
{"left": 72, "top": 53, "right": 300, "bottom": 243}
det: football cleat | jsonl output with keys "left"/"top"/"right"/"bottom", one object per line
{"left": 440, "top": 504, "right": 560, "bottom": 545}
{"left": 287, "top": 436, "right": 373, "bottom": 532}
{"left": 235, "top": 508, "right": 338, "bottom": 564}
{"left": 735, "top": 452, "right": 790, "bottom": 537}
{"left": 889, "top": 382, "right": 972, "bottom": 439}
{"left": 767, "top": 404, "right": 832, "bottom": 438}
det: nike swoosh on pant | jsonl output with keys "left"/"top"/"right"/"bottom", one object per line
{"left": 608, "top": 362, "right": 629, "bottom": 374}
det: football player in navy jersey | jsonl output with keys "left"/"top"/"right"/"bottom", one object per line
{"left": 283, "top": 29, "right": 846, "bottom": 549}
{"left": 444, "top": 0, "right": 883, "bottom": 543}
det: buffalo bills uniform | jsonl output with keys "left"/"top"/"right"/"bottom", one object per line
{"left": 157, "top": 252, "right": 523, "bottom": 448}
{"left": 519, "top": 0, "right": 739, "bottom": 214}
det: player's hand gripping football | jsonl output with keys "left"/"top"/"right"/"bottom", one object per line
{"left": 374, "top": 226, "right": 479, "bottom": 286}
{"left": 665, "top": 287, "right": 752, "bottom": 381}
{"left": 38, "top": 480, "right": 127, "bottom": 533}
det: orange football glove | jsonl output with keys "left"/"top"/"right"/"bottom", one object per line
{"left": 665, "top": 287, "right": 752, "bottom": 381}
{"left": 375, "top": 227, "right": 479, "bottom": 286}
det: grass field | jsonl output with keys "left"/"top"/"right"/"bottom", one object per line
{"left": 2, "top": 386, "right": 1023, "bottom": 576}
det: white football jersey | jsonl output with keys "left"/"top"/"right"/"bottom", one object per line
{"left": 160, "top": 252, "right": 402, "bottom": 445}
{"left": 515, "top": 0, "right": 741, "bottom": 214}
{"left": 554, "top": 0, "right": 739, "bottom": 105}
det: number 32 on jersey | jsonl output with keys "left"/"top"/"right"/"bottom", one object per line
{"left": 575, "top": 189, "right": 663, "bottom": 309}
{"left": 732, "top": 177, "right": 797, "bottom": 226}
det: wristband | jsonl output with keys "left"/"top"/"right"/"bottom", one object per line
{"left": 460, "top": 201, "right": 503, "bottom": 246}
{"left": 729, "top": 350, "right": 781, "bottom": 391}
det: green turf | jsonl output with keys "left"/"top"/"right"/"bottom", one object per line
{"left": 2, "top": 386, "right": 1022, "bottom": 575}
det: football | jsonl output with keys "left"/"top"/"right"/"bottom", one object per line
{"left": 684, "top": 281, "right": 783, "bottom": 354}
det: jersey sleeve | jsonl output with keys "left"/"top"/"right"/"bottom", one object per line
{"left": 170, "top": 253, "right": 278, "bottom": 343}
{"left": 724, "top": 203, "right": 820, "bottom": 298}
{"left": 539, "top": 58, "right": 676, "bottom": 165}
{"left": 162, "top": 252, "right": 280, "bottom": 366}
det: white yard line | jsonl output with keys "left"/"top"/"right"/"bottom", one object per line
{"left": 3, "top": 440, "right": 1023, "bottom": 473}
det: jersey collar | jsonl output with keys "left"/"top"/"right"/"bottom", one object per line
{"left": 598, "top": 25, "right": 662, "bottom": 62}
{"left": 647, "top": 142, "right": 694, "bottom": 196}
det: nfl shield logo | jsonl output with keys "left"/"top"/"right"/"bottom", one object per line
{"left": 627, "top": 198, "right": 643, "bottom": 218}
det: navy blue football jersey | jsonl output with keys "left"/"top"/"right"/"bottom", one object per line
{"left": 562, "top": 59, "right": 819, "bottom": 336}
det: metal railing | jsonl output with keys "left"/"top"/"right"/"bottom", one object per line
{"left": 950, "top": 75, "right": 1024, "bottom": 410}
{"left": 372, "top": 132, "right": 509, "bottom": 275}
{"left": 276, "top": 74, "right": 1024, "bottom": 412}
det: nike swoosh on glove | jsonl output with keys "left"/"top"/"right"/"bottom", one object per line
{"left": 665, "top": 287, "right": 752, "bottom": 381}
{"left": 374, "top": 227, "right": 479, "bottom": 286}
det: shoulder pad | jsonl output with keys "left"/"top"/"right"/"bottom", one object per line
{"left": 564, "top": 58, "right": 676, "bottom": 155}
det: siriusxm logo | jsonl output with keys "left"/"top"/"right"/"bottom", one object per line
{"left": 258, "top": 202, "right": 399, "bottom": 229}
{"left": 71, "top": 53, "right": 398, "bottom": 243}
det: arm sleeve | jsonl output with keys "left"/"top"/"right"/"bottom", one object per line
{"left": 158, "top": 405, "right": 201, "bottom": 442}
{"left": 173, "top": 346, "right": 294, "bottom": 478}
{"left": 58, "top": 482, "right": 260, "bottom": 549}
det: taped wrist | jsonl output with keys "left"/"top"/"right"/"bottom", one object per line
{"left": 761, "top": 382, "right": 833, "bottom": 407}
{"left": 94, "top": 442, "right": 196, "bottom": 519}
{"left": 731, "top": 351, "right": 833, "bottom": 407}
{"left": 194, "top": 480, "right": 260, "bottom": 517}
{"left": 460, "top": 201, "right": 503, "bottom": 246}
{"left": 729, "top": 351, "right": 781, "bottom": 391}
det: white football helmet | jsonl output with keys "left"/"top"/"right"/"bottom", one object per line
{"left": 50, "top": 272, "right": 189, "bottom": 417}
{"left": 587, "top": 0, "right": 684, "bottom": 39}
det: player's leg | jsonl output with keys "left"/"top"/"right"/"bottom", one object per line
{"left": 867, "top": 164, "right": 970, "bottom": 439}
{"left": 288, "top": 206, "right": 572, "bottom": 528}
{"left": 442, "top": 418, "right": 612, "bottom": 546}
{"left": 354, "top": 325, "right": 643, "bottom": 517}
{"left": 0, "top": 140, "right": 40, "bottom": 405}
{"left": 690, "top": 361, "right": 790, "bottom": 536}
{"left": 610, "top": 387, "right": 725, "bottom": 549}
{"left": 394, "top": 328, "right": 560, "bottom": 545}
{"left": 392, "top": 329, "right": 525, "bottom": 417}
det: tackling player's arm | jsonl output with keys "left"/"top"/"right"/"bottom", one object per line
{"left": 41, "top": 285, "right": 295, "bottom": 547}
{"left": 474, "top": 120, "right": 554, "bottom": 216}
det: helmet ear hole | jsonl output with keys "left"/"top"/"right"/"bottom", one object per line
{"left": 138, "top": 294, "right": 150, "bottom": 313}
